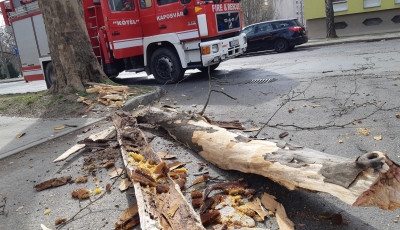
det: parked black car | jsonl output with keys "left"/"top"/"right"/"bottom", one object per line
{"left": 242, "top": 19, "right": 308, "bottom": 53}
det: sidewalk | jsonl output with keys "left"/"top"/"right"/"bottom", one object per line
{"left": 0, "top": 87, "right": 164, "bottom": 160}
{"left": 299, "top": 31, "right": 400, "bottom": 48}
{"left": 0, "top": 77, "right": 25, "bottom": 84}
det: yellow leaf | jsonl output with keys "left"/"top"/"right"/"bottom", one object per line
{"left": 54, "top": 126, "right": 65, "bottom": 130}
{"left": 44, "top": 209, "right": 51, "bottom": 215}
{"left": 94, "top": 188, "right": 102, "bottom": 195}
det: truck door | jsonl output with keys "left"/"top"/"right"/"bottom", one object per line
{"left": 154, "top": 0, "right": 198, "bottom": 40}
{"left": 101, "top": 0, "right": 143, "bottom": 59}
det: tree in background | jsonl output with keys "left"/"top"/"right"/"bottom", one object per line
{"left": 38, "top": 0, "right": 108, "bottom": 94}
{"left": 325, "top": 0, "right": 338, "bottom": 38}
{"left": 0, "top": 25, "right": 20, "bottom": 79}
{"left": 241, "top": 0, "right": 273, "bottom": 26}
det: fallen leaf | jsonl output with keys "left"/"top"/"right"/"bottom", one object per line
{"left": 16, "top": 133, "right": 26, "bottom": 138}
{"left": 119, "top": 178, "right": 133, "bottom": 192}
{"left": 246, "top": 198, "right": 269, "bottom": 221}
{"left": 44, "top": 209, "right": 51, "bottom": 215}
{"left": 157, "top": 152, "right": 177, "bottom": 159}
{"left": 96, "top": 181, "right": 100, "bottom": 187}
{"left": 374, "top": 136, "right": 382, "bottom": 141}
{"left": 103, "top": 160, "right": 115, "bottom": 169}
{"left": 396, "top": 114, "right": 400, "bottom": 118}
{"left": 109, "top": 168, "right": 124, "bottom": 179}
{"left": 357, "top": 128, "right": 370, "bottom": 136}
{"left": 106, "top": 184, "right": 112, "bottom": 192}
{"left": 120, "top": 204, "right": 138, "bottom": 221}
{"left": 55, "top": 218, "right": 67, "bottom": 225}
{"left": 94, "top": 188, "right": 102, "bottom": 195}
{"left": 77, "top": 96, "right": 85, "bottom": 102}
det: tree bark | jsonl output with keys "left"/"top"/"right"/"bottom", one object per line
{"left": 38, "top": 0, "right": 108, "bottom": 94}
{"left": 138, "top": 107, "right": 400, "bottom": 211}
{"left": 325, "top": 0, "right": 338, "bottom": 38}
{"left": 113, "top": 111, "right": 204, "bottom": 230}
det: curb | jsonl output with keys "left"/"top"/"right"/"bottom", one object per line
{"left": 0, "top": 87, "right": 164, "bottom": 160}
{"left": 299, "top": 35, "right": 400, "bottom": 49}
{"left": 122, "top": 86, "right": 165, "bottom": 112}
{"left": 0, "top": 78, "right": 25, "bottom": 84}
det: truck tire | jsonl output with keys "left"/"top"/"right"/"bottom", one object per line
{"left": 198, "top": 63, "right": 220, "bottom": 73}
{"left": 150, "top": 47, "right": 185, "bottom": 84}
{"left": 44, "top": 62, "right": 56, "bottom": 89}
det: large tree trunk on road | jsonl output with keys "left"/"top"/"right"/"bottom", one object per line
{"left": 38, "top": 0, "right": 108, "bottom": 94}
{"left": 138, "top": 107, "right": 400, "bottom": 211}
{"left": 325, "top": 0, "right": 338, "bottom": 38}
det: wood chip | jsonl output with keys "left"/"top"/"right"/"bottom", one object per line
{"left": 357, "top": 128, "right": 371, "bottom": 136}
{"left": 35, "top": 176, "right": 72, "bottom": 191}
{"left": 156, "top": 152, "right": 177, "bottom": 159}
{"left": 16, "top": 133, "right": 26, "bottom": 138}
{"left": 261, "top": 193, "right": 294, "bottom": 230}
{"left": 74, "top": 177, "right": 88, "bottom": 183}
{"left": 246, "top": 198, "right": 269, "bottom": 221}
{"left": 120, "top": 204, "right": 138, "bottom": 221}
{"left": 71, "top": 188, "right": 90, "bottom": 199}
{"left": 374, "top": 136, "right": 382, "bottom": 141}
{"left": 243, "top": 127, "right": 261, "bottom": 132}
{"left": 167, "top": 205, "right": 179, "bottom": 218}
{"left": 167, "top": 161, "right": 186, "bottom": 171}
{"left": 279, "top": 132, "right": 289, "bottom": 139}
{"left": 54, "top": 126, "right": 65, "bottom": 130}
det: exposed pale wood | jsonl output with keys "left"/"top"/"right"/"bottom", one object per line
{"left": 113, "top": 111, "right": 204, "bottom": 230}
{"left": 261, "top": 193, "right": 294, "bottom": 230}
{"left": 139, "top": 107, "right": 400, "bottom": 211}
{"left": 53, "top": 126, "right": 115, "bottom": 162}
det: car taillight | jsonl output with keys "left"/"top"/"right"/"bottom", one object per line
{"left": 289, "top": 26, "right": 303, "bottom": 32}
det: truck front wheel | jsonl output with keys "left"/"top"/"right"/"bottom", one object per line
{"left": 44, "top": 62, "right": 56, "bottom": 89}
{"left": 150, "top": 47, "right": 185, "bottom": 84}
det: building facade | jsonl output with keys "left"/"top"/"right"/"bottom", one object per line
{"left": 270, "top": 0, "right": 306, "bottom": 26}
{"left": 304, "top": 0, "right": 400, "bottom": 38}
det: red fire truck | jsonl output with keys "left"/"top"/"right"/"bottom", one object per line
{"left": 1, "top": 0, "right": 247, "bottom": 87}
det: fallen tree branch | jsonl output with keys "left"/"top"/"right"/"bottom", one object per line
{"left": 113, "top": 111, "right": 204, "bottom": 230}
{"left": 138, "top": 107, "right": 400, "bottom": 211}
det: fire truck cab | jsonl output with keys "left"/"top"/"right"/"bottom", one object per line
{"left": 1, "top": 0, "right": 247, "bottom": 86}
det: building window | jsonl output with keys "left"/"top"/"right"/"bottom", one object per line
{"left": 395, "top": 0, "right": 400, "bottom": 4}
{"left": 364, "top": 0, "right": 381, "bottom": 8}
{"left": 333, "top": 0, "right": 348, "bottom": 12}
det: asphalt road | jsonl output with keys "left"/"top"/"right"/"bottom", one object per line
{"left": 115, "top": 39, "right": 400, "bottom": 229}
{"left": 1, "top": 40, "right": 399, "bottom": 230}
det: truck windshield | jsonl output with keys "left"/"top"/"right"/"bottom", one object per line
{"left": 108, "top": 0, "right": 134, "bottom": 11}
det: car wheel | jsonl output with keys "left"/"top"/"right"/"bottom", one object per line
{"left": 198, "top": 63, "right": 220, "bottom": 73}
{"left": 274, "top": 39, "right": 289, "bottom": 53}
{"left": 44, "top": 62, "right": 56, "bottom": 89}
{"left": 151, "top": 47, "right": 185, "bottom": 84}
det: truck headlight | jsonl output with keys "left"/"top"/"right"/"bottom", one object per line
{"left": 212, "top": 44, "right": 219, "bottom": 53}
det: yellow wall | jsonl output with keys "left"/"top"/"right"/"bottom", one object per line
{"left": 305, "top": 0, "right": 400, "bottom": 20}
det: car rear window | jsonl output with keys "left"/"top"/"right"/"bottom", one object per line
{"left": 271, "top": 20, "right": 297, "bottom": 29}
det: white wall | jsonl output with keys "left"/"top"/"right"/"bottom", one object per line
{"left": 270, "top": 0, "right": 305, "bottom": 26}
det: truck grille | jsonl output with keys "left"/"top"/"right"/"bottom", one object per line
{"left": 216, "top": 12, "right": 240, "bottom": 33}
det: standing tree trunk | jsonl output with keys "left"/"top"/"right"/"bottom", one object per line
{"left": 38, "top": 0, "right": 108, "bottom": 94}
{"left": 325, "top": 0, "right": 338, "bottom": 38}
